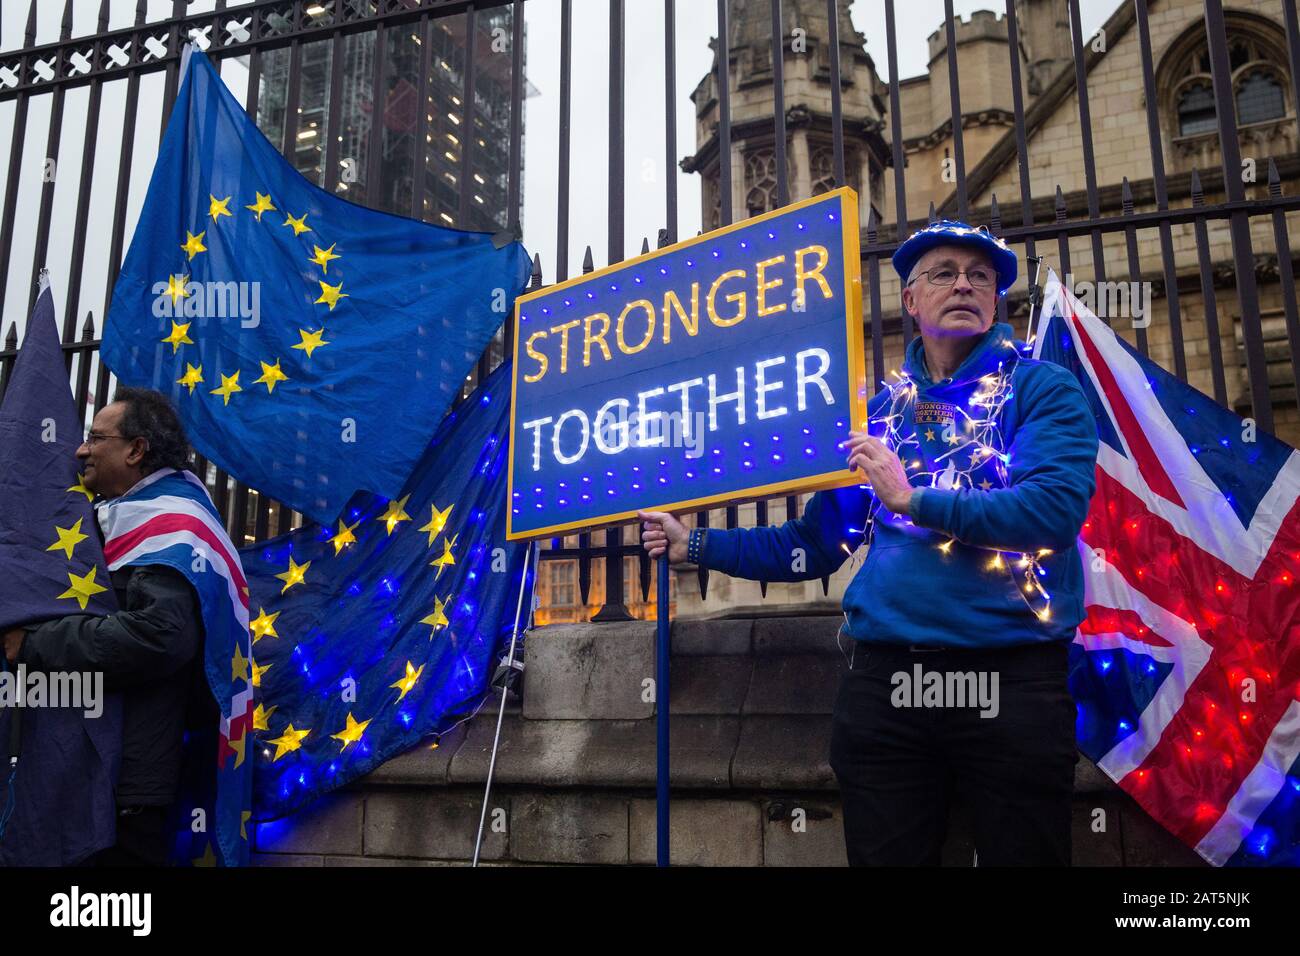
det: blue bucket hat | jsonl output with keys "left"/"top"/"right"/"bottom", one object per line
{"left": 892, "top": 219, "right": 1018, "bottom": 296}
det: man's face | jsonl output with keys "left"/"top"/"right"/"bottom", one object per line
{"left": 901, "top": 245, "right": 999, "bottom": 340}
{"left": 77, "top": 403, "right": 148, "bottom": 499}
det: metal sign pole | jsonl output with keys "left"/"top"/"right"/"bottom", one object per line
{"left": 655, "top": 552, "right": 670, "bottom": 867}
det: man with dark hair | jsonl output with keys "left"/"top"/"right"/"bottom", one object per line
{"left": 3, "top": 388, "right": 212, "bottom": 865}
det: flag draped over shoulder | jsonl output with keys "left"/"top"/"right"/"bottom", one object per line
{"left": 97, "top": 468, "right": 253, "bottom": 867}
{"left": 1034, "top": 270, "right": 1300, "bottom": 866}
{"left": 0, "top": 282, "right": 121, "bottom": 866}
{"left": 102, "top": 47, "right": 532, "bottom": 526}
{"left": 239, "top": 362, "right": 534, "bottom": 821}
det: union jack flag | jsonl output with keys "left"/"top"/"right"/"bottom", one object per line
{"left": 98, "top": 467, "right": 254, "bottom": 866}
{"left": 1033, "top": 270, "right": 1300, "bottom": 866}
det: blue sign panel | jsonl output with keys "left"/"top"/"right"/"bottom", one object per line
{"left": 507, "top": 188, "right": 867, "bottom": 540}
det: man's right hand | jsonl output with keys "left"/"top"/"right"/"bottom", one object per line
{"left": 637, "top": 510, "right": 689, "bottom": 564}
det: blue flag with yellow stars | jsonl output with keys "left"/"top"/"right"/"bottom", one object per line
{"left": 238, "top": 361, "right": 534, "bottom": 820}
{"left": 0, "top": 278, "right": 122, "bottom": 865}
{"left": 102, "top": 46, "right": 532, "bottom": 526}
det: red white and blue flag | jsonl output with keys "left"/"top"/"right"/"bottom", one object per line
{"left": 98, "top": 467, "right": 253, "bottom": 866}
{"left": 1033, "top": 270, "right": 1300, "bottom": 866}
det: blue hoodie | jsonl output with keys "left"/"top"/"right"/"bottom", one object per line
{"left": 697, "top": 321, "right": 1099, "bottom": 648}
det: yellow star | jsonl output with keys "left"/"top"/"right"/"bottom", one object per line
{"left": 979, "top": 478, "right": 993, "bottom": 490}
{"left": 252, "top": 702, "right": 277, "bottom": 731}
{"left": 211, "top": 370, "right": 242, "bottom": 405}
{"left": 241, "top": 810, "right": 252, "bottom": 841}
{"left": 429, "top": 533, "right": 458, "bottom": 581}
{"left": 46, "top": 517, "right": 88, "bottom": 560}
{"left": 177, "top": 362, "right": 204, "bottom": 394}
{"left": 283, "top": 211, "right": 312, "bottom": 236}
{"left": 68, "top": 474, "right": 93, "bottom": 502}
{"left": 232, "top": 643, "right": 251, "bottom": 684}
{"left": 924, "top": 427, "right": 935, "bottom": 441}
{"left": 249, "top": 607, "right": 280, "bottom": 643}
{"left": 253, "top": 358, "right": 288, "bottom": 394}
{"left": 180, "top": 230, "right": 207, "bottom": 260}
{"left": 314, "top": 279, "right": 348, "bottom": 311}
{"left": 267, "top": 723, "right": 310, "bottom": 761}
{"left": 308, "top": 243, "right": 340, "bottom": 274}
{"left": 421, "top": 595, "right": 450, "bottom": 635}
{"left": 330, "top": 519, "right": 360, "bottom": 555}
{"left": 192, "top": 842, "right": 217, "bottom": 867}
{"left": 251, "top": 660, "right": 272, "bottom": 688}
{"left": 163, "top": 273, "right": 190, "bottom": 306}
{"left": 209, "top": 194, "right": 233, "bottom": 221}
{"left": 419, "top": 502, "right": 454, "bottom": 547}
{"left": 274, "top": 555, "right": 310, "bottom": 594}
{"left": 331, "top": 712, "right": 372, "bottom": 751}
{"left": 161, "top": 321, "right": 193, "bottom": 353}
{"left": 391, "top": 660, "right": 425, "bottom": 703}
{"left": 945, "top": 431, "right": 962, "bottom": 446}
{"left": 291, "top": 328, "right": 330, "bottom": 358}
{"left": 57, "top": 566, "right": 108, "bottom": 610}
{"left": 377, "top": 495, "right": 411, "bottom": 535}
{"left": 229, "top": 727, "right": 247, "bottom": 768}
{"left": 245, "top": 191, "right": 276, "bottom": 220}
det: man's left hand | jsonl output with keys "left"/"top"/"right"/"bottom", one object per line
{"left": 3, "top": 628, "right": 24, "bottom": 665}
{"left": 841, "top": 431, "right": 914, "bottom": 515}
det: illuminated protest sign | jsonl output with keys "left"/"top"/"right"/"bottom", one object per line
{"left": 506, "top": 187, "right": 867, "bottom": 541}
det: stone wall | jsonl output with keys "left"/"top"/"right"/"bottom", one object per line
{"left": 252, "top": 616, "right": 1205, "bottom": 867}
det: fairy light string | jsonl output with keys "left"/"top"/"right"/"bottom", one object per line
{"left": 857, "top": 337, "right": 1055, "bottom": 623}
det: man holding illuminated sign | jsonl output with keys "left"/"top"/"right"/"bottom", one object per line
{"left": 640, "top": 221, "right": 1098, "bottom": 866}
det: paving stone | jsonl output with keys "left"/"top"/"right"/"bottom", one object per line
{"left": 732, "top": 715, "right": 837, "bottom": 790}
{"left": 629, "top": 798, "right": 762, "bottom": 866}
{"left": 1119, "top": 797, "right": 1208, "bottom": 866}
{"left": 251, "top": 852, "right": 323, "bottom": 866}
{"left": 324, "top": 855, "right": 459, "bottom": 867}
{"left": 511, "top": 792, "right": 629, "bottom": 864}
{"left": 1072, "top": 796, "right": 1124, "bottom": 866}
{"left": 252, "top": 793, "right": 363, "bottom": 856}
{"left": 761, "top": 799, "right": 847, "bottom": 866}
{"left": 364, "top": 790, "right": 507, "bottom": 861}
{"left": 450, "top": 714, "right": 739, "bottom": 789}
{"left": 522, "top": 621, "right": 655, "bottom": 719}
{"left": 1073, "top": 753, "right": 1120, "bottom": 794}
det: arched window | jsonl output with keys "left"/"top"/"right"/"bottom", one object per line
{"left": 1177, "top": 81, "right": 1218, "bottom": 135}
{"left": 1237, "top": 69, "right": 1285, "bottom": 125}
{"left": 1159, "top": 15, "right": 1293, "bottom": 150}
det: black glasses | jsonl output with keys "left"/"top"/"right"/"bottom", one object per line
{"left": 909, "top": 266, "right": 997, "bottom": 289}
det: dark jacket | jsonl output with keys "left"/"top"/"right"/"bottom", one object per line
{"left": 18, "top": 563, "right": 206, "bottom": 806}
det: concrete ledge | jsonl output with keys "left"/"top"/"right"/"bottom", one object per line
{"left": 253, "top": 793, "right": 364, "bottom": 856}
{"left": 743, "top": 654, "right": 841, "bottom": 714}
{"left": 761, "top": 798, "right": 847, "bottom": 866}
{"left": 670, "top": 617, "right": 753, "bottom": 655}
{"left": 732, "top": 715, "right": 836, "bottom": 790}
{"left": 628, "top": 798, "right": 762, "bottom": 866}
{"left": 450, "top": 714, "right": 740, "bottom": 789}
{"left": 522, "top": 621, "right": 655, "bottom": 720}
{"left": 511, "top": 792, "right": 629, "bottom": 864}
{"left": 364, "top": 790, "right": 508, "bottom": 861}
{"left": 669, "top": 655, "right": 753, "bottom": 714}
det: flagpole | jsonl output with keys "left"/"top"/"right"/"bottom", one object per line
{"left": 471, "top": 538, "right": 536, "bottom": 867}
{"left": 1022, "top": 255, "right": 1044, "bottom": 345}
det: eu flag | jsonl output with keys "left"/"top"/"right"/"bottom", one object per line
{"left": 238, "top": 361, "right": 534, "bottom": 820}
{"left": 103, "top": 47, "right": 532, "bottom": 526}
{"left": 0, "top": 278, "right": 121, "bottom": 865}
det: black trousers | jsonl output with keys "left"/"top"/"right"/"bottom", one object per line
{"left": 87, "top": 805, "right": 171, "bottom": 867}
{"left": 829, "top": 639, "right": 1077, "bottom": 866}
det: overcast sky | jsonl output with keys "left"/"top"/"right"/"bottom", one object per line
{"left": 0, "top": 0, "right": 1119, "bottom": 338}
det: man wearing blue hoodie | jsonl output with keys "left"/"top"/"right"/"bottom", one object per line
{"left": 639, "top": 221, "right": 1098, "bottom": 866}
